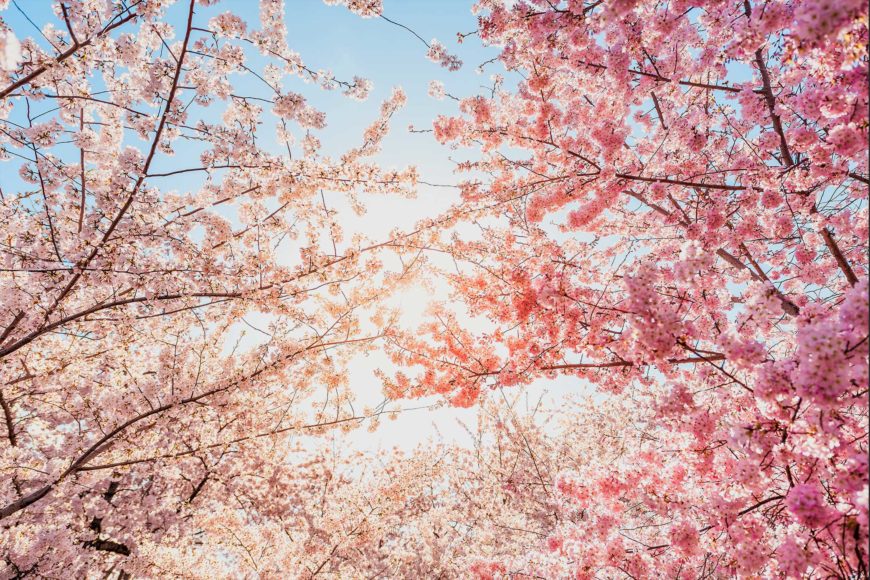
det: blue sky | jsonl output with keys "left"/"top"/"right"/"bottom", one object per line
{"left": 3, "top": 0, "right": 501, "bottom": 198}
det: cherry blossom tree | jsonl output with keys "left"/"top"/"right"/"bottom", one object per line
{"left": 0, "top": 0, "right": 442, "bottom": 575}
{"left": 1, "top": 0, "right": 867, "bottom": 578}
{"left": 385, "top": 0, "right": 869, "bottom": 577}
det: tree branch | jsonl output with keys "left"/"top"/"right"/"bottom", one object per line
{"left": 821, "top": 227, "right": 858, "bottom": 286}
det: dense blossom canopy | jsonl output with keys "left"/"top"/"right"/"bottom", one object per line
{"left": 0, "top": 0, "right": 867, "bottom": 578}
{"left": 387, "top": 0, "right": 869, "bottom": 575}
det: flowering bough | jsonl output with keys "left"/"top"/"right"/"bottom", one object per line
{"left": 386, "top": 0, "right": 869, "bottom": 577}
{"left": 0, "top": 0, "right": 430, "bottom": 575}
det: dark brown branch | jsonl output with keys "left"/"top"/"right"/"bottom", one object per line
{"left": 738, "top": 493, "right": 784, "bottom": 516}
{"left": 0, "top": 388, "right": 17, "bottom": 446}
{"left": 78, "top": 109, "right": 86, "bottom": 233}
{"left": 187, "top": 473, "right": 209, "bottom": 503}
{"left": 650, "top": 91, "right": 667, "bottom": 130}
{"left": 471, "top": 354, "right": 726, "bottom": 378}
{"left": 570, "top": 58, "right": 750, "bottom": 94}
{"left": 0, "top": 312, "right": 24, "bottom": 347}
{"left": 83, "top": 538, "right": 131, "bottom": 556}
{"left": 59, "top": 3, "right": 79, "bottom": 45}
{"left": 541, "top": 354, "right": 726, "bottom": 371}
{"left": 31, "top": 145, "right": 63, "bottom": 263}
{"left": 821, "top": 227, "right": 859, "bottom": 286}
{"left": 754, "top": 49, "right": 794, "bottom": 166}
{"left": 616, "top": 173, "right": 745, "bottom": 191}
